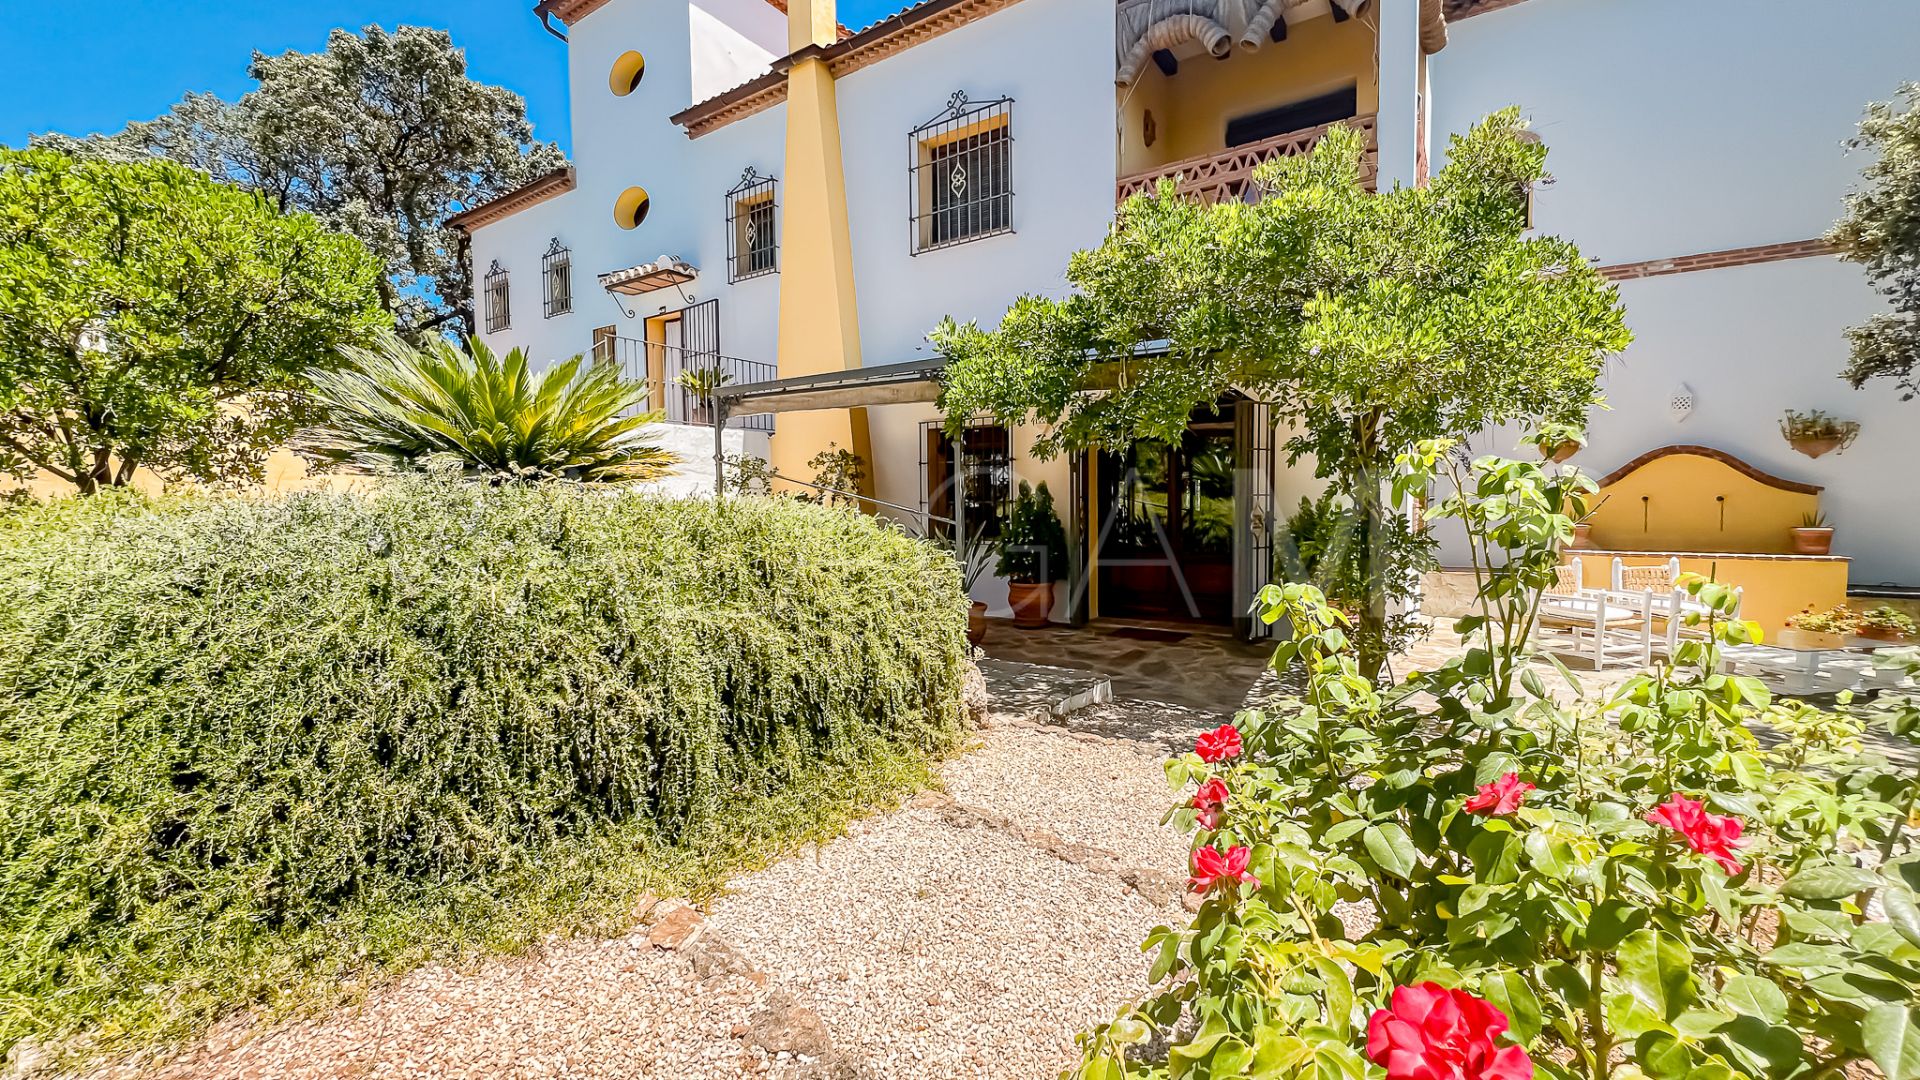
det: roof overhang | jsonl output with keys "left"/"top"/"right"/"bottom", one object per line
{"left": 598, "top": 256, "right": 699, "bottom": 295}
{"left": 446, "top": 167, "right": 576, "bottom": 233}
{"left": 717, "top": 358, "right": 948, "bottom": 415}
{"left": 672, "top": 0, "right": 1029, "bottom": 137}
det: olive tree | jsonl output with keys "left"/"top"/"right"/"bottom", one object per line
{"left": 1831, "top": 82, "right": 1920, "bottom": 400}
{"left": 37, "top": 25, "right": 564, "bottom": 336}
{"left": 935, "top": 110, "right": 1631, "bottom": 675}
{"left": 0, "top": 149, "right": 387, "bottom": 493}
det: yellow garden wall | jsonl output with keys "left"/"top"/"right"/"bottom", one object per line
{"left": 1587, "top": 447, "right": 1820, "bottom": 556}
{"left": 1571, "top": 551, "right": 1848, "bottom": 635}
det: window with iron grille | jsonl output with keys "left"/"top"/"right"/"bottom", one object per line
{"left": 542, "top": 239, "right": 572, "bottom": 318}
{"left": 909, "top": 92, "right": 1013, "bottom": 255}
{"left": 725, "top": 167, "right": 778, "bottom": 282}
{"left": 484, "top": 260, "right": 510, "bottom": 333}
{"left": 921, "top": 419, "right": 1012, "bottom": 541}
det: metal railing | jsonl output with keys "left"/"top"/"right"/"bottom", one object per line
{"left": 592, "top": 334, "right": 775, "bottom": 432}
{"left": 1114, "top": 113, "right": 1379, "bottom": 205}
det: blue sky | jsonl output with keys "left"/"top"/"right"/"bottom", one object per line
{"left": 1, "top": 0, "right": 903, "bottom": 152}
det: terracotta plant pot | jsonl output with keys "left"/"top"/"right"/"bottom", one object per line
{"left": 1007, "top": 581, "right": 1054, "bottom": 628}
{"left": 1568, "top": 523, "right": 1594, "bottom": 550}
{"left": 1790, "top": 527, "right": 1834, "bottom": 555}
{"left": 1856, "top": 626, "right": 1909, "bottom": 644}
{"left": 1790, "top": 436, "right": 1844, "bottom": 459}
{"left": 1539, "top": 440, "right": 1581, "bottom": 464}
{"left": 967, "top": 601, "right": 988, "bottom": 645}
{"left": 1777, "top": 627, "right": 1846, "bottom": 651}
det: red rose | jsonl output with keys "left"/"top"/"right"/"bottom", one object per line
{"left": 1188, "top": 844, "right": 1258, "bottom": 894}
{"left": 1195, "top": 723, "right": 1242, "bottom": 763}
{"left": 1191, "top": 778, "right": 1229, "bottom": 830}
{"left": 1464, "top": 772, "right": 1534, "bottom": 816}
{"left": 1646, "top": 793, "right": 1744, "bottom": 876}
{"left": 1366, "top": 983, "right": 1535, "bottom": 1080}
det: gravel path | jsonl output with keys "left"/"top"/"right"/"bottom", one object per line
{"left": 70, "top": 717, "right": 1196, "bottom": 1080}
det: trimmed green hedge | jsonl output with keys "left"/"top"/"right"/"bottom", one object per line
{"left": 0, "top": 481, "right": 967, "bottom": 1053}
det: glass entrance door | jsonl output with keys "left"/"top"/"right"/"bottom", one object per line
{"left": 1096, "top": 417, "right": 1237, "bottom": 623}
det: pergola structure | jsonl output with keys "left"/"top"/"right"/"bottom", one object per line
{"left": 708, "top": 358, "right": 951, "bottom": 520}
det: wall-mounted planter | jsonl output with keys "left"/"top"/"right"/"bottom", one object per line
{"left": 1789, "top": 436, "right": 1846, "bottom": 459}
{"left": 1780, "top": 410, "right": 1860, "bottom": 459}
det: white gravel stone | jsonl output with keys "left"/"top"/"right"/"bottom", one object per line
{"left": 708, "top": 807, "right": 1177, "bottom": 1080}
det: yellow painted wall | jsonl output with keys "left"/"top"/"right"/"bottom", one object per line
{"left": 1587, "top": 451, "right": 1819, "bottom": 556}
{"left": 1118, "top": 12, "right": 1378, "bottom": 177}
{"left": 769, "top": 53, "right": 873, "bottom": 500}
{"left": 1573, "top": 552, "right": 1848, "bottom": 636}
{"left": 4, "top": 448, "right": 362, "bottom": 502}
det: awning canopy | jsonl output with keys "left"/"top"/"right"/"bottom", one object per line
{"left": 598, "top": 255, "right": 698, "bottom": 295}
{"left": 715, "top": 358, "right": 948, "bottom": 416}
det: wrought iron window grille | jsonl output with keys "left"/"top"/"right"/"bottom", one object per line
{"left": 908, "top": 92, "right": 1014, "bottom": 255}
{"left": 484, "top": 259, "right": 511, "bottom": 333}
{"left": 919, "top": 418, "right": 1013, "bottom": 540}
{"left": 542, "top": 239, "right": 573, "bottom": 318}
{"left": 726, "top": 167, "right": 779, "bottom": 282}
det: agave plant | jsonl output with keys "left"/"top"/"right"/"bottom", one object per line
{"left": 300, "top": 332, "right": 680, "bottom": 483}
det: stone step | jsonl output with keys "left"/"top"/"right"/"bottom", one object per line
{"left": 976, "top": 658, "right": 1113, "bottom": 721}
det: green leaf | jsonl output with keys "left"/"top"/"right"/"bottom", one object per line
{"left": 1616, "top": 928, "right": 1699, "bottom": 1024}
{"left": 1863, "top": 1004, "right": 1920, "bottom": 1080}
{"left": 1584, "top": 900, "right": 1647, "bottom": 952}
{"left": 1714, "top": 1016, "right": 1802, "bottom": 1080}
{"left": 1717, "top": 974, "right": 1787, "bottom": 1025}
{"left": 1480, "top": 970, "right": 1543, "bottom": 1043}
{"left": 1782, "top": 863, "right": 1883, "bottom": 900}
{"left": 1885, "top": 886, "right": 1920, "bottom": 949}
{"left": 1363, "top": 823, "right": 1418, "bottom": 879}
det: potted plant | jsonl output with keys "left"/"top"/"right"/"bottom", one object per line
{"left": 1533, "top": 420, "right": 1585, "bottom": 464}
{"left": 676, "top": 366, "right": 733, "bottom": 424}
{"left": 998, "top": 481, "right": 1068, "bottom": 628}
{"left": 957, "top": 529, "right": 999, "bottom": 645}
{"left": 1779, "top": 409, "right": 1860, "bottom": 459}
{"left": 1790, "top": 510, "right": 1835, "bottom": 555}
{"left": 1778, "top": 605, "right": 1858, "bottom": 650}
{"left": 1854, "top": 605, "right": 1917, "bottom": 643}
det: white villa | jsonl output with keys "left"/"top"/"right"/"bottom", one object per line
{"left": 454, "top": 0, "right": 1920, "bottom": 634}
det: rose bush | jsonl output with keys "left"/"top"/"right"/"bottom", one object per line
{"left": 1072, "top": 444, "right": 1920, "bottom": 1080}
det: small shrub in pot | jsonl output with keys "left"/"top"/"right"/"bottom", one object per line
{"left": 998, "top": 480, "right": 1068, "bottom": 627}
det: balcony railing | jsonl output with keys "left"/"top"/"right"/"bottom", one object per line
{"left": 1114, "top": 113, "right": 1378, "bottom": 205}
{"left": 592, "top": 334, "right": 775, "bottom": 432}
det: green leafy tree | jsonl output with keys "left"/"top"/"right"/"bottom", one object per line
{"left": 935, "top": 110, "right": 1630, "bottom": 675}
{"left": 1831, "top": 82, "right": 1920, "bottom": 400}
{"left": 0, "top": 148, "right": 386, "bottom": 494}
{"left": 299, "top": 331, "right": 679, "bottom": 483}
{"left": 37, "top": 25, "right": 565, "bottom": 336}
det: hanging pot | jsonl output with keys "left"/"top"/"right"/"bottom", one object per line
{"left": 1539, "top": 440, "right": 1581, "bottom": 464}
{"left": 1790, "top": 436, "right": 1843, "bottom": 460}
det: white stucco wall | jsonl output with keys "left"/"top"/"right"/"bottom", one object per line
{"left": 1430, "top": 0, "right": 1920, "bottom": 587}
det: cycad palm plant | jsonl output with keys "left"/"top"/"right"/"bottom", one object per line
{"left": 300, "top": 332, "right": 680, "bottom": 483}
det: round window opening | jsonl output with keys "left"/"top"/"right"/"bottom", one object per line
{"left": 610, "top": 51, "right": 646, "bottom": 96}
{"left": 614, "top": 186, "right": 651, "bottom": 230}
